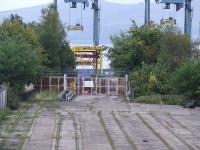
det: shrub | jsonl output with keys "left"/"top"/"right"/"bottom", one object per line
{"left": 35, "top": 91, "right": 57, "bottom": 101}
{"left": 129, "top": 63, "right": 171, "bottom": 96}
{"left": 0, "top": 109, "right": 10, "bottom": 125}
{"left": 173, "top": 61, "right": 200, "bottom": 98}
{"left": 7, "top": 87, "right": 20, "bottom": 110}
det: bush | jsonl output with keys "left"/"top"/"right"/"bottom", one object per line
{"left": 134, "top": 95, "right": 188, "bottom": 105}
{"left": 0, "top": 109, "right": 10, "bottom": 124}
{"left": 173, "top": 61, "right": 200, "bottom": 98}
{"left": 129, "top": 63, "right": 171, "bottom": 96}
{"left": 7, "top": 87, "right": 20, "bottom": 110}
{"left": 35, "top": 91, "right": 57, "bottom": 101}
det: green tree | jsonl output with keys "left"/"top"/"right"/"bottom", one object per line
{"left": 0, "top": 29, "right": 43, "bottom": 92}
{"left": 37, "top": 4, "right": 75, "bottom": 71}
{"left": 109, "top": 21, "right": 192, "bottom": 72}
{"left": 108, "top": 21, "right": 163, "bottom": 71}
{"left": 158, "top": 26, "right": 192, "bottom": 70}
{"left": 1, "top": 14, "right": 48, "bottom": 64}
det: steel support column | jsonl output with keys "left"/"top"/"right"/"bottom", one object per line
{"left": 145, "top": 0, "right": 150, "bottom": 25}
{"left": 93, "top": 0, "right": 100, "bottom": 46}
{"left": 184, "top": 0, "right": 192, "bottom": 37}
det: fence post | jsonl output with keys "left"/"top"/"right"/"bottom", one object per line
{"left": 5, "top": 86, "right": 7, "bottom": 109}
{"left": 107, "top": 77, "right": 110, "bottom": 95}
{"left": 64, "top": 74, "right": 67, "bottom": 91}
{"left": 125, "top": 74, "right": 130, "bottom": 102}
{"left": 0, "top": 87, "right": 2, "bottom": 109}
{"left": 0, "top": 85, "right": 7, "bottom": 110}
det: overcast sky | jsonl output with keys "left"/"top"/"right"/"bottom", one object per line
{"left": 0, "top": 0, "right": 147, "bottom": 11}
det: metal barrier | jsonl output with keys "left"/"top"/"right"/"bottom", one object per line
{"left": 0, "top": 85, "right": 7, "bottom": 110}
{"left": 37, "top": 75, "right": 127, "bottom": 96}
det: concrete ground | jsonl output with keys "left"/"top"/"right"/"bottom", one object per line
{"left": 1, "top": 95, "right": 200, "bottom": 150}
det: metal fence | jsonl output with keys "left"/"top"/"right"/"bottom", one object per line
{"left": 0, "top": 85, "right": 7, "bottom": 110}
{"left": 37, "top": 75, "right": 127, "bottom": 96}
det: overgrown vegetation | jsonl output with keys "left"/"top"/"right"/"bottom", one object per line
{"left": 0, "top": 3, "right": 75, "bottom": 110}
{"left": 0, "top": 109, "right": 11, "bottom": 125}
{"left": 134, "top": 95, "right": 189, "bottom": 105}
{"left": 35, "top": 91, "right": 58, "bottom": 101}
{"left": 109, "top": 21, "right": 199, "bottom": 105}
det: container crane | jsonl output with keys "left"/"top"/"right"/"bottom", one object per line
{"left": 64, "top": 0, "right": 100, "bottom": 46}
{"left": 145, "top": 0, "right": 193, "bottom": 37}
{"left": 62, "top": 0, "right": 103, "bottom": 73}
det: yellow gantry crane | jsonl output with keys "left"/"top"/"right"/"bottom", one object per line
{"left": 62, "top": 0, "right": 103, "bottom": 73}
{"left": 71, "top": 46, "right": 104, "bottom": 73}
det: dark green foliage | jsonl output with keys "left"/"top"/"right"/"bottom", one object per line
{"left": 0, "top": 32, "right": 42, "bottom": 92}
{"left": 1, "top": 15, "right": 48, "bottom": 64}
{"left": 109, "top": 21, "right": 194, "bottom": 104}
{"left": 109, "top": 21, "right": 192, "bottom": 72}
{"left": 158, "top": 28, "right": 192, "bottom": 70}
{"left": 0, "top": 109, "right": 11, "bottom": 124}
{"left": 37, "top": 4, "right": 75, "bottom": 71}
{"left": 0, "top": 3, "right": 75, "bottom": 110}
{"left": 129, "top": 63, "right": 171, "bottom": 96}
{"left": 7, "top": 86, "right": 20, "bottom": 110}
{"left": 108, "top": 22, "right": 163, "bottom": 71}
{"left": 172, "top": 61, "right": 200, "bottom": 98}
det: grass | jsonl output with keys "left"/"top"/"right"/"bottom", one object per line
{"left": 32, "top": 91, "right": 58, "bottom": 109}
{"left": 133, "top": 95, "right": 190, "bottom": 105}
{"left": 35, "top": 91, "right": 58, "bottom": 101}
{"left": 0, "top": 109, "right": 11, "bottom": 125}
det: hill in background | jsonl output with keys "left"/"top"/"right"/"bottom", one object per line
{"left": 0, "top": 0, "right": 199, "bottom": 45}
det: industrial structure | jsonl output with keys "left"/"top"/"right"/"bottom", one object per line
{"left": 62, "top": 0, "right": 103, "bottom": 73}
{"left": 64, "top": 0, "right": 100, "bottom": 46}
{"left": 145, "top": 0, "right": 193, "bottom": 37}
{"left": 53, "top": 0, "right": 196, "bottom": 73}
{"left": 71, "top": 46, "right": 104, "bottom": 72}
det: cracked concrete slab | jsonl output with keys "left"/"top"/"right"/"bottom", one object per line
{"left": 1, "top": 95, "right": 200, "bottom": 150}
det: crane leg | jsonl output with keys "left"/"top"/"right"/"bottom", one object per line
{"left": 184, "top": 0, "right": 192, "bottom": 37}
{"left": 145, "top": 0, "right": 150, "bottom": 25}
{"left": 93, "top": 0, "right": 100, "bottom": 46}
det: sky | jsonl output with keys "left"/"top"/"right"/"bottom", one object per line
{"left": 0, "top": 0, "right": 146, "bottom": 11}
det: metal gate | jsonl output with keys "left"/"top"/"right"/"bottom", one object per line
{"left": 38, "top": 75, "right": 127, "bottom": 96}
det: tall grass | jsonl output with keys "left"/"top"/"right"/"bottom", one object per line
{"left": 0, "top": 109, "right": 11, "bottom": 125}
{"left": 134, "top": 95, "right": 189, "bottom": 105}
{"left": 35, "top": 91, "right": 58, "bottom": 101}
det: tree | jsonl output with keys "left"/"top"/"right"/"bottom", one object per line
{"left": 0, "top": 29, "right": 42, "bottom": 93}
{"left": 1, "top": 15, "right": 48, "bottom": 64}
{"left": 109, "top": 21, "right": 193, "bottom": 72}
{"left": 158, "top": 26, "right": 192, "bottom": 70}
{"left": 108, "top": 21, "right": 163, "bottom": 71}
{"left": 37, "top": 4, "right": 75, "bottom": 71}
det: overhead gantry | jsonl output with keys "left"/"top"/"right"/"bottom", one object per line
{"left": 145, "top": 0, "right": 193, "bottom": 37}
{"left": 64, "top": 0, "right": 100, "bottom": 46}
